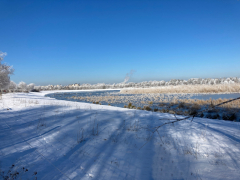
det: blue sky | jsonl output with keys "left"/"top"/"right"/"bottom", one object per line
{"left": 0, "top": 0, "right": 240, "bottom": 85}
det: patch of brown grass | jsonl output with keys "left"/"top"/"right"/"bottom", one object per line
{"left": 120, "top": 84, "right": 240, "bottom": 94}
{"left": 176, "top": 98, "right": 240, "bottom": 109}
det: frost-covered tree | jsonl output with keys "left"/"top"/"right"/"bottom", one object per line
{"left": 34, "top": 86, "right": 41, "bottom": 91}
{"left": 41, "top": 86, "right": 46, "bottom": 90}
{"left": 47, "top": 85, "right": 53, "bottom": 90}
{"left": 18, "top": 81, "right": 27, "bottom": 91}
{"left": 27, "top": 83, "right": 35, "bottom": 91}
{"left": 0, "top": 51, "right": 14, "bottom": 90}
{"left": 8, "top": 81, "right": 17, "bottom": 91}
{"left": 208, "top": 79, "right": 215, "bottom": 85}
{"left": 57, "top": 85, "right": 62, "bottom": 90}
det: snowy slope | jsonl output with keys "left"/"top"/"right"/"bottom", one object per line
{"left": 0, "top": 91, "right": 240, "bottom": 180}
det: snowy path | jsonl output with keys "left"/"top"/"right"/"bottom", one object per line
{"left": 0, "top": 91, "right": 240, "bottom": 179}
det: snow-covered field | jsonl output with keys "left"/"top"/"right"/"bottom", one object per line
{"left": 1, "top": 90, "right": 240, "bottom": 180}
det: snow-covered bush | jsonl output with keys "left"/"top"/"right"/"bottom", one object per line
{"left": 27, "top": 83, "right": 35, "bottom": 91}
{"left": 18, "top": 81, "right": 27, "bottom": 91}
{"left": 8, "top": 81, "right": 17, "bottom": 91}
{"left": 34, "top": 86, "right": 41, "bottom": 91}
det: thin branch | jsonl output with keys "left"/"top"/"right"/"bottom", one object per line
{"left": 140, "top": 96, "right": 240, "bottom": 149}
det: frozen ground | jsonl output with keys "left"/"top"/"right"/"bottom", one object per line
{"left": 0, "top": 90, "right": 240, "bottom": 180}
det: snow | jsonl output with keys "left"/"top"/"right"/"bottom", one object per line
{"left": 0, "top": 90, "right": 240, "bottom": 180}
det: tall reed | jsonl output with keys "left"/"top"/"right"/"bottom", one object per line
{"left": 120, "top": 84, "right": 240, "bottom": 94}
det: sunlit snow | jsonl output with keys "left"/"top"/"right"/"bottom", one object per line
{"left": 0, "top": 90, "right": 240, "bottom": 179}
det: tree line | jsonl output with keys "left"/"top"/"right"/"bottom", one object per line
{"left": 3, "top": 77, "right": 239, "bottom": 92}
{"left": 1, "top": 51, "right": 240, "bottom": 92}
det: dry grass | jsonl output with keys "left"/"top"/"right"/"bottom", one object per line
{"left": 120, "top": 84, "right": 240, "bottom": 94}
{"left": 158, "top": 98, "right": 240, "bottom": 121}
{"left": 67, "top": 91, "right": 240, "bottom": 109}
{"left": 154, "top": 98, "right": 240, "bottom": 111}
{"left": 175, "top": 98, "right": 240, "bottom": 109}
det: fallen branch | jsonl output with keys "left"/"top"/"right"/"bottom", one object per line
{"left": 140, "top": 96, "right": 240, "bottom": 149}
